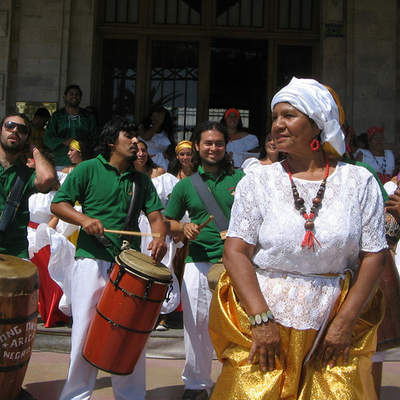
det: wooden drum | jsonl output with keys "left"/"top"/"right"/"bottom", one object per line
{"left": 0, "top": 254, "right": 38, "bottom": 400}
{"left": 83, "top": 249, "right": 171, "bottom": 375}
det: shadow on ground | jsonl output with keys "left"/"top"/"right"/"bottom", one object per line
{"left": 382, "top": 386, "right": 400, "bottom": 400}
{"left": 146, "top": 384, "right": 184, "bottom": 400}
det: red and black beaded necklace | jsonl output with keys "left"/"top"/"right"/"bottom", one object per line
{"left": 284, "top": 157, "right": 330, "bottom": 251}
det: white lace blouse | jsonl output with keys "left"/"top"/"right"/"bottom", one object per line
{"left": 227, "top": 161, "right": 387, "bottom": 330}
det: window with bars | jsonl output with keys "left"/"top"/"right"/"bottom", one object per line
{"left": 216, "top": 0, "right": 264, "bottom": 27}
{"left": 151, "top": 41, "right": 199, "bottom": 140}
{"left": 278, "top": 0, "right": 313, "bottom": 30}
{"left": 104, "top": 0, "right": 139, "bottom": 23}
{"left": 153, "top": 0, "right": 201, "bottom": 25}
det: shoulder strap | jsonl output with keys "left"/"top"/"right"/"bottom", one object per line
{"left": 190, "top": 172, "right": 229, "bottom": 232}
{"left": 0, "top": 166, "right": 32, "bottom": 233}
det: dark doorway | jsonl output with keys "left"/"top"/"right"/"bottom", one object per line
{"left": 101, "top": 39, "right": 138, "bottom": 125}
{"left": 209, "top": 38, "right": 268, "bottom": 142}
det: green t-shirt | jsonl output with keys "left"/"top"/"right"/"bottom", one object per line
{"left": 0, "top": 161, "right": 36, "bottom": 258}
{"left": 44, "top": 108, "right": 97, "bottom": 166}
{"left": 165, "top": 166, "right": 245, "bottom": 263}
{"left": 344, "top": 158, "right": 388, "bottom": 202}
{"left": 52, "top": 154, "right": 163, "bottom": 261}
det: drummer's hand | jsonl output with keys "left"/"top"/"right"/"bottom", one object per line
{"left": 316, "top": 317, "right": 353, "bottom": 368}
{"left": 81, "top": 216, "right": 104, "bottom": 236}
{"left": 248, "top": 322, "right": 281, "bottom": 372}
{"left": 148, "top": 238, "right": 167, "bottom": 264}
{"left": 386, "top": 193, "right": 400, "bottom": 222}
{"left": 183, "top": 222, "right": 200, "bottom": 241}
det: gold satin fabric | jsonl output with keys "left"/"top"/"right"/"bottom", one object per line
{"left": 209, "top": 271, "right": 384, "bottom": 400}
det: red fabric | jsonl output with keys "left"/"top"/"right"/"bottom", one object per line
{"left": 367, "top": 126, "right": 384, "bottom": 140}
{"left": 28, "top": 221, "right": 39, "bottom": 229}
{"left": 30, "top": 245, "right": 69, "bottom": 327}
{"left": 224, "top": 108, "right": 240, "bottom": 120}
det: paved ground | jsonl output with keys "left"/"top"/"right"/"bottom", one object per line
{"left": 22, "top": 351, "right": 400, "bottom": 400}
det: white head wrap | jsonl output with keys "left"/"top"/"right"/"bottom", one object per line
{"left": 271, "top": 77, "right": 346, "bottom": 156}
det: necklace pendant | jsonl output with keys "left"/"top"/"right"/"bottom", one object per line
{"left": 305, "top": 220, "right": 314, "bottom": 230}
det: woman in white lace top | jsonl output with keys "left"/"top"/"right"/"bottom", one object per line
{"left": 209, "top": 78, "right": 387, "bottom": 400}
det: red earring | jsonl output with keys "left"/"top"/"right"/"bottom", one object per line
{"left": 310, "top": 138, "right": 320, "bottom": 151}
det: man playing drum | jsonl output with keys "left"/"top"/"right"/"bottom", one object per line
{"left": 165, "top": 121, "right": 244, "bottom": 400}
{"left": 51, "top": 116, "right": 167, "bottom": 400}
{"left": 0, "top": 113, "right": 56, "bottom": 258}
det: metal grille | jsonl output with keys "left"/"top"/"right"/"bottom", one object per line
{"left": 104, "top": 0, "right": 139, "bottom": 23}
{"left": 153, "top": 0, "right": 201, "bottom": 25}
{"left": 151, "top": 41, "right": 199, "bottom": 140}
{"left": 216, "top": 0, "right": 264, "bottom": 27}
{"left": 278, "top": 0, "right": 313, "bottom": 30}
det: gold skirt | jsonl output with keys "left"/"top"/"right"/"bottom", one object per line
{"left": 209, "top": 271, "right": 384, "bottom": 400}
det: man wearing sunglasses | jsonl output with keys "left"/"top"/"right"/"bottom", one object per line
{"left": 0, "top": 113, "right": 57, "bottom": 259}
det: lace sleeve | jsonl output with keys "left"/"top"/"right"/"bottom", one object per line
{"left": 227, "top": 173, "right": 263, "bottom": 245}
{"left": 359, "top": 174, "right": 388, "bottom": 252}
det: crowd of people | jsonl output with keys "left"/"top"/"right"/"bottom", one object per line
{"left": 1, "top": 78, "right": 399, "bottom": 400}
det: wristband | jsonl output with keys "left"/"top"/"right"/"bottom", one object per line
{"left": 248, "top": 310, "right": 275, "bottom": 326}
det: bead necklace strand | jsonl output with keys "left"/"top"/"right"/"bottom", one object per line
{"left": 284, "top": 157, "right": 330, "bottom": 251}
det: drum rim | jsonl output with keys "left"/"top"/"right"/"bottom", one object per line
{"left": 115, "top": 257, "right": 172, "bottom": 284}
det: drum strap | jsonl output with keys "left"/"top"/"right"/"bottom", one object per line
{"left": 190, "top": 172, "right": 229, "bottom": 232}
{"left": 121, "top": 175, "right": 141, "bottom": 245}
{"left": 0, "top": 165, "right": 32, "bottom": 233}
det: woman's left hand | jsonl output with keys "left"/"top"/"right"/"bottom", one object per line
{"left": 317, "top": 317, "right": 353, "bottom": 368}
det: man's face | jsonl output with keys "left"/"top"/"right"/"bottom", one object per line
{"left": 195, "top": 129, "right": 226, "bottom": 166}
{"left": 111, "top": 130, "right": 138, "bottom": 161}
{"left": 64, "top": 88, "right": 82, "bottom": 108}
{"left": 1, "top": 116, "right": 30, "bottom": 154}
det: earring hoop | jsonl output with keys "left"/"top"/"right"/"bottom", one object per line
{"left": 310, "top": 138, "right": 320, "bottom": 151}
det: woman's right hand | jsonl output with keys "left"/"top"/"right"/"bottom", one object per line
{"left": 248, "top": 322, "right": 281, "bottom": 372}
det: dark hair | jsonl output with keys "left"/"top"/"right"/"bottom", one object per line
{"left": 190, "top": 121, "right": 234, "bottom": 175}
{"left": 136, "top": 139, "right": 158, "bottom": 170}
{"left": 145, "top": 106, "right": 176, "bottom": 147}
{"left": 219, "top": 109, "right": 244, "bottom": 131}
{"left": 1, "top": 113, "right": 32, "bottom": 136}
{"left": 95, "top": 116, "right": 137, "bottom": 160}
{"left": 34, "top": 107, "right": 51, "bottom": 119}
{"left": 64, "top": 84, "right": 82, "bottom": 97}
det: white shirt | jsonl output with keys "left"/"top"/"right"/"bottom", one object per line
{"left": 226, "top": 134, "right": 259, "bottom": 167}
{"left": 354, "top": 148, "right": 395, "bottom": 175}
{"left": 228, "top": 161, "right": 387, "bottom": 330}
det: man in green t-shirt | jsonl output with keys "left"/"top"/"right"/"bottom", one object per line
{"left": 0, "top": 113, "right": 56, "bottom": 258}
{"left": 165, "top": 121, "right": 244, "bottom": 400}
{"left": 44, "top": 84, "right": 97, "bottom": 168}
{"left": 51, "top": 117, "right": 167, "bottom": 400}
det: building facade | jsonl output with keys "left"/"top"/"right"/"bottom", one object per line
{"left": 0, "top": 0, "right": 399, "bottom": 143}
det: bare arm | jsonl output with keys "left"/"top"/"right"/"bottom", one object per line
{"left": 223, "top": 237, "right": 281, "bottom": 372}
{"left": 165, "top": 217, "right": 200, "bottom": 241}
{"left": 147, "top": 210, "right": 167, "bottom": 263}
{"left": 318, "top": 249, "right": 385, "bottom": 366}
{"left": 32, "top": 147, "right": 57, "bottom": 193}
{"left": 50, "top": 201, "right": 104, "bottom": 235}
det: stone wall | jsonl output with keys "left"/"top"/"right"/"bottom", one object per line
{"left": 1, "top": 0, "right": 94, "bottom": 116}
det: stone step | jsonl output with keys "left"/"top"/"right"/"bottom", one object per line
{"left": 33, "top": 323, "right": 186, "bottom": 359}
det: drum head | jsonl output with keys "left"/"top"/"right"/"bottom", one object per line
{"left": 117, "top": 249, "right": 171, "bottom": 283}
{"left": 0, "top": 254, "right": 39, "bottom": 296}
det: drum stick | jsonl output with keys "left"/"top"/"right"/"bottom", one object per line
{"left": 198, "top": 215, "right": 214, "bottom": 231}
{"left": 104, "top": 229, "right": 161, "bottom": 238}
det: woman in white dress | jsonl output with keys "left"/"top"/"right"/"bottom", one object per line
{"left": 354, "top": 126, "right": 395, "bottom": 183}
{"left": 138, "top": 106, "right": 176, "bottom": 171}
{"left": 209, "top": 78, "right": 387, "bottom": 400}
{"left": 134, "top": 140, "right": 166, "bottom": 178}
{"left": 220, "top": 108, "right": 259, "bottom": 167}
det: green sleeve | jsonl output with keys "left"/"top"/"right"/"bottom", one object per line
{"left": 52, "top": 163, "right": 87, "bottom": 205}
{"left": 164, "top": 181, "right": 187, "bottom": 221}
{"left": 142, "top": 175, "right": 164, "bottom": 215}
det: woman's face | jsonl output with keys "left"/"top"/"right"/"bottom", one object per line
{"left": 265, "top": 134, "right": 278, "bottom": 157}
{"left": 368, "top": 133, "right": 384, "bottom": 153}
{"left": 271, "top": 102, "right": 319, "bottom": 154}
{"left": 225, "top": 112, "right": 240, "bottom": 130}
{"left": 177, "top": 148, "right": 192, "bottom": 167}
{"left": 67, "top": 147, "right": 82, "bottom": 165}
{"left": 135, "top": 142, "right": 148, "bottom": 165}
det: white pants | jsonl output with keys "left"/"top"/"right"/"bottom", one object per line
{"left": 60, "top": 258, "right": 146, "bottom": 400}
{"left": 181, "top": 262, "right": 214, "bottom": 392}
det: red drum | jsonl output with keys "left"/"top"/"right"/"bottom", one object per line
{"left": 82, "top": 249, "right": 171, "bottom": 375}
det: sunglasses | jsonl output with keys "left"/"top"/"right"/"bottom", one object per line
{"left": 4, "top": 120, "right": 29, "bottom": 135}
